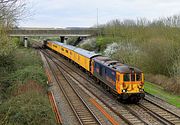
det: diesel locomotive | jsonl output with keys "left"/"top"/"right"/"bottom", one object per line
{"left": 43, "top": 40, "right": 145, "bottom": 102}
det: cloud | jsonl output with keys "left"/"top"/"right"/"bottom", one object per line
{"left": 20, "top": 0, "right": 180, "bottom": 27}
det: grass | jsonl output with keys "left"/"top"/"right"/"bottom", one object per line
{"left": 0, "top": 47, "right": 56, "bottom": 124}
{"left": 0, "top": 90, "right": 55, "bottom": 125}
{"left": 145, "top": 81, "right": 180, "bottom": 108}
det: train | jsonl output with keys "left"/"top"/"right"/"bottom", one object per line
{"left": 43, "top": 40, "right": 145, "bottom": 102}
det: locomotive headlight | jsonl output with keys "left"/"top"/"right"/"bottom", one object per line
{"left": 139, "top": 88, "right": 144, "bottom": 92}
{"left": 122, "top": 89, "right": 126, "bottom": 93}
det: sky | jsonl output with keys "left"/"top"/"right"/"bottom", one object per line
{"left": 19, "top": 0, "right": 180, "bottom": 28}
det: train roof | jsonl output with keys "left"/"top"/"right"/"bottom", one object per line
{"left": 52, "top": 41, "right": 76, "bottom": 50}
{"left": 73, "top": 48, "right": 100, "bottom": 58}
{"left": 49, "top": 41, "right": 101, "bottom": 59}
{"left": 93, "top": 56, "right": 142, "bottom": 73}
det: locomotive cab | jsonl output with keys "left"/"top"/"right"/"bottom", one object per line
{"left": 116, "top": 68, "right": 145, "bottom": 102}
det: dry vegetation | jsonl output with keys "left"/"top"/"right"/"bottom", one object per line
{"left": 0, "top": 47, "right": 56, "bottom": 125}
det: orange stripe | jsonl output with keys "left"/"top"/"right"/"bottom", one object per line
{"left": 48, "top": 92, "right": 62, "bottom": 123}
{"left": 51, "top": 92, "right": 62, "bottom": 123}
{"left": 48, "top": 93, "right": 59, "bottom": 122}
{"left": 90, "top": 98, "right": 119, "bottom": 125}
{"left": 48, "top": 92, "right": 57, "bottom": 121}
{"left": 48, "top": 92, "right": 62, "bottom": 124}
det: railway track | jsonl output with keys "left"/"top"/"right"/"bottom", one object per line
{"left": 139, "top": 99, "right": 180, "bottom": 125}
{"left": 41, "top": 50, "right": 102, "bottom": 125}
{"left": 35, "top": 43, "right": 180, "bottom": 125}
{"left": 145, "top": 92, "right": 180, "bottom": 116}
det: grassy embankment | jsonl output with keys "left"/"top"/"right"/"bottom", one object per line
{"left": 0, "top": 43, "right": 56, "bottom": 124}
{"left": 79, "top": 16, "right": 180, "bottom": 107}
{"left": 145, "top": 82, "right": 180, "bottom": 108}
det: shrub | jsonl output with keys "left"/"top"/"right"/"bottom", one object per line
{"left": 12, "top": 37, "right": 22, "bottom": 47}
{"left": 79, "top": 38, "right": 97, "bottom": 51}
{"left": 0, "top": 53, "right": 15, "bottom": 72}
{"left": 9, "top": 66, "right": 47, "bottom": 86}
{"left": 170, "top": 51, "right": 180, "bottom": 77}
{"left": 13, "top": 48, "right": 43, "bottom": 69}
{"left": 104, "top": 42, "right": 143, "bottom": 67}
{"left": 146, "top": 74, "right": 180, "bottom": 94}
{"left": 0, "top": 47, "right": 56, "bottom": 124}
{"left": 0, "top": 92, "right": 55, "bottom": 125}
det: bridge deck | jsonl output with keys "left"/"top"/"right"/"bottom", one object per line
{"left": 8, "top": 28, "right": 99, "bottom": 36}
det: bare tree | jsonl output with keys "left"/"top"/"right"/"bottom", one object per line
{"left": 0, "top": 0, "right": 26, "bottom": 28}
{"left": 0, "top": 0, "right": 27, "bottom": 58}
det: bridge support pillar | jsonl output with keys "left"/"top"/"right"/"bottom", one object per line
{"left": 60, "top": 36, "right": 65, "bottom": 43}
{"left": 24, "top": 37, "right": 28, "bottom": 48}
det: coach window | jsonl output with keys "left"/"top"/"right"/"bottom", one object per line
{"left": 53, "top": 45, "right": 57, "bottom": 48}
{"left": 66, "top": 50, "right": 68, "bottom": 53}
{"left": 62, "top": 48, "right": 64, "bottom": 51}
{"left": 78, "top": 55, "right": 80, "bottom": 60}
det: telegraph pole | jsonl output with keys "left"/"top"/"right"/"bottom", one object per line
{"left": 97, "top": 8, "right": 99, "bottom": 28}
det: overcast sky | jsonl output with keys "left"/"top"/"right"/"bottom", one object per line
{"left": 20, "top": 0, "right": 180, "bottom": 28}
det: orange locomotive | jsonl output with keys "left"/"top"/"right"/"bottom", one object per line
{"left": 44, "top": 40, "right": 145, "bottom": 102}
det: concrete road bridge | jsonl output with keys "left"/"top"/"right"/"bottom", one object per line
{"left": 9, "top": 27, "right": 99, "bottom": 37}
{"left": 8, "top": 27, "right": 100, "bottom": 47}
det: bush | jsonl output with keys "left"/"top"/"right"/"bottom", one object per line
{"left": 66, "top": 36, "right": 79, "bottom": 45}
{"left": 79, "top": 38, "right": 97, "bottom": 51}
{"left": 0, "top": 91, "right": 55, "bottom": 125}
{"left": 0, "top": 31, "right": 17, "bottom": 73}
{"left": 96, "top": 37, "right": 115, "bottom": 52}
{"left": 170, "top": 52, "right": 180, "bottom": 77}
{"left": 0, "top": 53, "right": 15, "bottom": 73}
{"left": 12, "top": 37, "right": 22, "bottom": 47}
{"left": 9, "top": 66, "right": 47, "bottom": 85}
{"left": 13, "top": 48, "right": 43, "bottom": 69}
{"left": 140, "top": 39, "right": 179, "bottom": 76}
{"left": 146, "top": 74, "right": 180, "bottom": 94}
{"left": 0, "top": 48, "right": 46, "bottom": 100}
{"left": 104, "top": 42, "right": 143, "bottom": 68}
{"left": 0, "top": 47, "right": 56, "bottom": 124}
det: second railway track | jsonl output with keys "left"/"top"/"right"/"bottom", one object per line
{"left": 41, "top": 50, "right": 102, "bottom": 125}
{"left": 139, "top": 98, "right": 180, "bottom": 125}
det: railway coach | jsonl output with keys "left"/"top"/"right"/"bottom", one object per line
{"left": 44, "top": 40, "right": 145, "bottom": 102}
{"left": 46, "top": 41, "right": 99, "bottom": 72}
